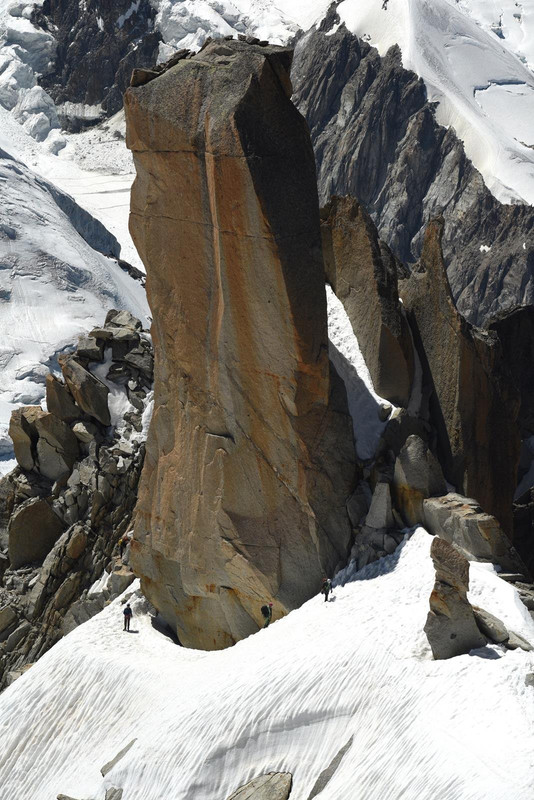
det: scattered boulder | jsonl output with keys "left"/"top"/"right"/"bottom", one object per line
{"left": 227, "top": 773, "right": 293, "bottom": 800}
{"left": 506, "top": 630, "right": 533, "bottom": 652}
{"left": 393, "top": 435, "right": 447, "bottom": 526}
{"left": 60, "top": 355, "right": 110, "bottom": 426}
{"left": 364, "top": 481, "right": 394, "bottom": 531}
{"left": 321, "top": 196, "right": 414, "bottom": 406}
{"left": 105, "top": 309, "right": 142, "bottom": 331}
{"left": 72, "top": 421, "right": 99, "bottom": 444}
{"left": 8, "top": 406, "right": 44, "bottom": 471}
{"left": 0, "top": 605, "right": 17, "bottom": 634}
{"left": 423, "top": 493, "right": 527, "bottom": 574}
{"left": 8, "top": 498, "right": 64, "bottom": 569}
{"left": 472, "top": 606, "right": 509, "bottom": 644}
{"left": 400, "top": 219, "right": 520, "bottom": 535}
{"left": 126, "top": 39, "right": 356, "bottom": 649}
{"left": 34, "top": 412, "right": 79, "bottom": 481}
{"left": 76, "top": 335, "right": 104, "bottom": 362}
{"left": 45, "top": 375, "right": 80, "bottom": 423}
{"left": 424, "top": 536, "right": 486, "bottom": 659}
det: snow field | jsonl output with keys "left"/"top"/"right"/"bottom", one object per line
{"left": 0, "top": 529, "right": 533, "bottom": 800}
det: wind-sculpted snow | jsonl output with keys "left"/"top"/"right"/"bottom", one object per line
{"left": 0, "top": 529, "right": 533, "bottom": 800}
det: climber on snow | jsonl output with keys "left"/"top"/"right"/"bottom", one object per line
{"left": 123, "top": 602, "right": 133, "bottom": 631}
{"left": 321, "top": 577, "right": 332, "bottom": 602}
{"left": 261, "top": 602, "right": 273, "bottom": 628}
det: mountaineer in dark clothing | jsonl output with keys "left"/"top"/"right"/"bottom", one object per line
{"left": 123, "top": 603, "right": 133, "bottom": 631}
{"left": 261, "top": 602, "right": 273, "bottom": 628}
{"left": 321, "top": 577, "right": 332, "bottom": 602}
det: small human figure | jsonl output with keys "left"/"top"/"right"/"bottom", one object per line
{"left": 123, "top": 603, "right": 133, "bottom": 631}
{"left": 321, "top": 577, "right": 332, "bottom": 602}
{"left": 260, "top": 602, "right": 273, "bottom": 628}
{"left": 119, "top": 535, "right": 128, "bottom": 559}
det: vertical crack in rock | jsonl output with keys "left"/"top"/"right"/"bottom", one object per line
{"left": 125, "top": 39, "right": 357, "bottom": 650}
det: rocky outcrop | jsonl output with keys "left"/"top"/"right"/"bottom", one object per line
{"left": 60, "top": 356, "right": 111, "bottom": 427}
{"left": 228, "top": 773, "right": 293, "bottom": 800}
{"left": 126, "top": 39, "right": 357, "bottom": 650}
{"left": 31, "top": 0, "right": 161, "bottom": 131}
{"left": 400, "top": 219, "right": 520, "bottom": 535}
{"left": 424, "top": 536, "right": 486, "bottom": 659}
{"left": 0, "top": 313, "right": 152, "bottom": 689}
{"left": 8, "top": 498, "right": 64, "bottom": 570}
{"left": 292, "top": 11, "right": 534, "bottom": 326}
{"left": 393, "top": 435, "right": 447, "bottom": 527}
{"left": 423, "top": 494, "right": 526, "bottom": 575}
{"left": 321, "top": 196, "right": 414, "bottom": 406}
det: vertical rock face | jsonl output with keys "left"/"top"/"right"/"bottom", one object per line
{"left": 291, "top": 12, "right": 534, "bottom": 326}
{"left": 400, "top": 219, "right": 520, "bottom": 535}
{"left": 125, "top": 40, "right": 356, "bottom": 650}
{"left": 321, "top": 195, "right": 414, "bottom": 406}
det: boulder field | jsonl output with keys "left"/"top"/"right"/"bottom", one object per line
{"left": 125, "top": 40, "right": 357, "bottom": 650}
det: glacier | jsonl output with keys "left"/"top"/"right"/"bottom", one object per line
{"left": 0, "top": 528, "right": 532, "bottom": 799}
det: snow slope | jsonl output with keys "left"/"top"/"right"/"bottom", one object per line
{"left": 0, "top": 528, "right": 532, "bottom": 800}
{"left": 0, "top": 110, "right": 149, "bottom": 465}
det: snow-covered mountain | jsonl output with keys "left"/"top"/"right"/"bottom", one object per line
{"left": 0, "top": 529, "right": 532, "bottom": 800}
{"left": 153, "top": 0, "right": 534, "bottom": 205}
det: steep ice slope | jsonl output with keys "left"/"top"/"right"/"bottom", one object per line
{"left": 336, "top": 0, "right": 534, "bottom": 204}
{"left": 0, "top": 529, "right": 532, "bottom": 800}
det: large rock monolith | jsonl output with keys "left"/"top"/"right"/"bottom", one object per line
{"left": 400, "top": 219, "right": 520, "bottom": 535}
{"left": 125, "top": 40, "right": 357, "bottom": 649}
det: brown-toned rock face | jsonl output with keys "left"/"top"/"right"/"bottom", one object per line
{"left": 321, "top": 196, "right": 414, "bottom": 407}
{"left": 400, "top": 219, "right": 520, "bottom": 536}
{"left": 125, "top": 40, "right": 356, "bottom": 650}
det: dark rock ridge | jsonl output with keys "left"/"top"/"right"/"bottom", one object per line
{"left": 0, "top": 311, "right": 153, "bottom": 689}
{"left": 126, "top": 39, "right": 357, "bottom": 650}
{"left": 291, "top": 9, "right": 534, "bottom": 326}
{"left": 400, "top": 219, "right": 521, "bottom": 536}
{"left": 31, "top": 0, "right": 161, "bottom": 131}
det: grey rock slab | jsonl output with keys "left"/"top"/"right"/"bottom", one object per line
{"left": 365, "top": 481, "right": 394, "bottom": 530}
{"left": 227, "top": 772, "right": 293, "bottom": 800}
{"left": 76, "top": 335, "right": 104, "bottom": 362}
{"left": 101, "top": 739, "right": 136, "bottom": 777}
{"left": 423, "top": 494, "right": 527, "bottom": 574}
{"left": 4, "top": 620, "right": 31, "bottom": 653}
{"left": 61, "top": 355, "right": 110, "bottom": 426}
{"left": 505, "top": 630, "right": 533, "bottom": 652}
{"left": 0, "top": 605, "right": 17, "bottom": 633}
{"left": 472, "top": 606, "right": 509, "bottom": 644}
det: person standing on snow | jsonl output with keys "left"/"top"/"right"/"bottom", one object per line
{"left": 321, "top": 577, "right": 332, "bottom": 602}
{"left": 261, "top": 602, "right": 273, "bottom": 628}
{"left": 123, "top": 603, "right": 133, "bottom": 631}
